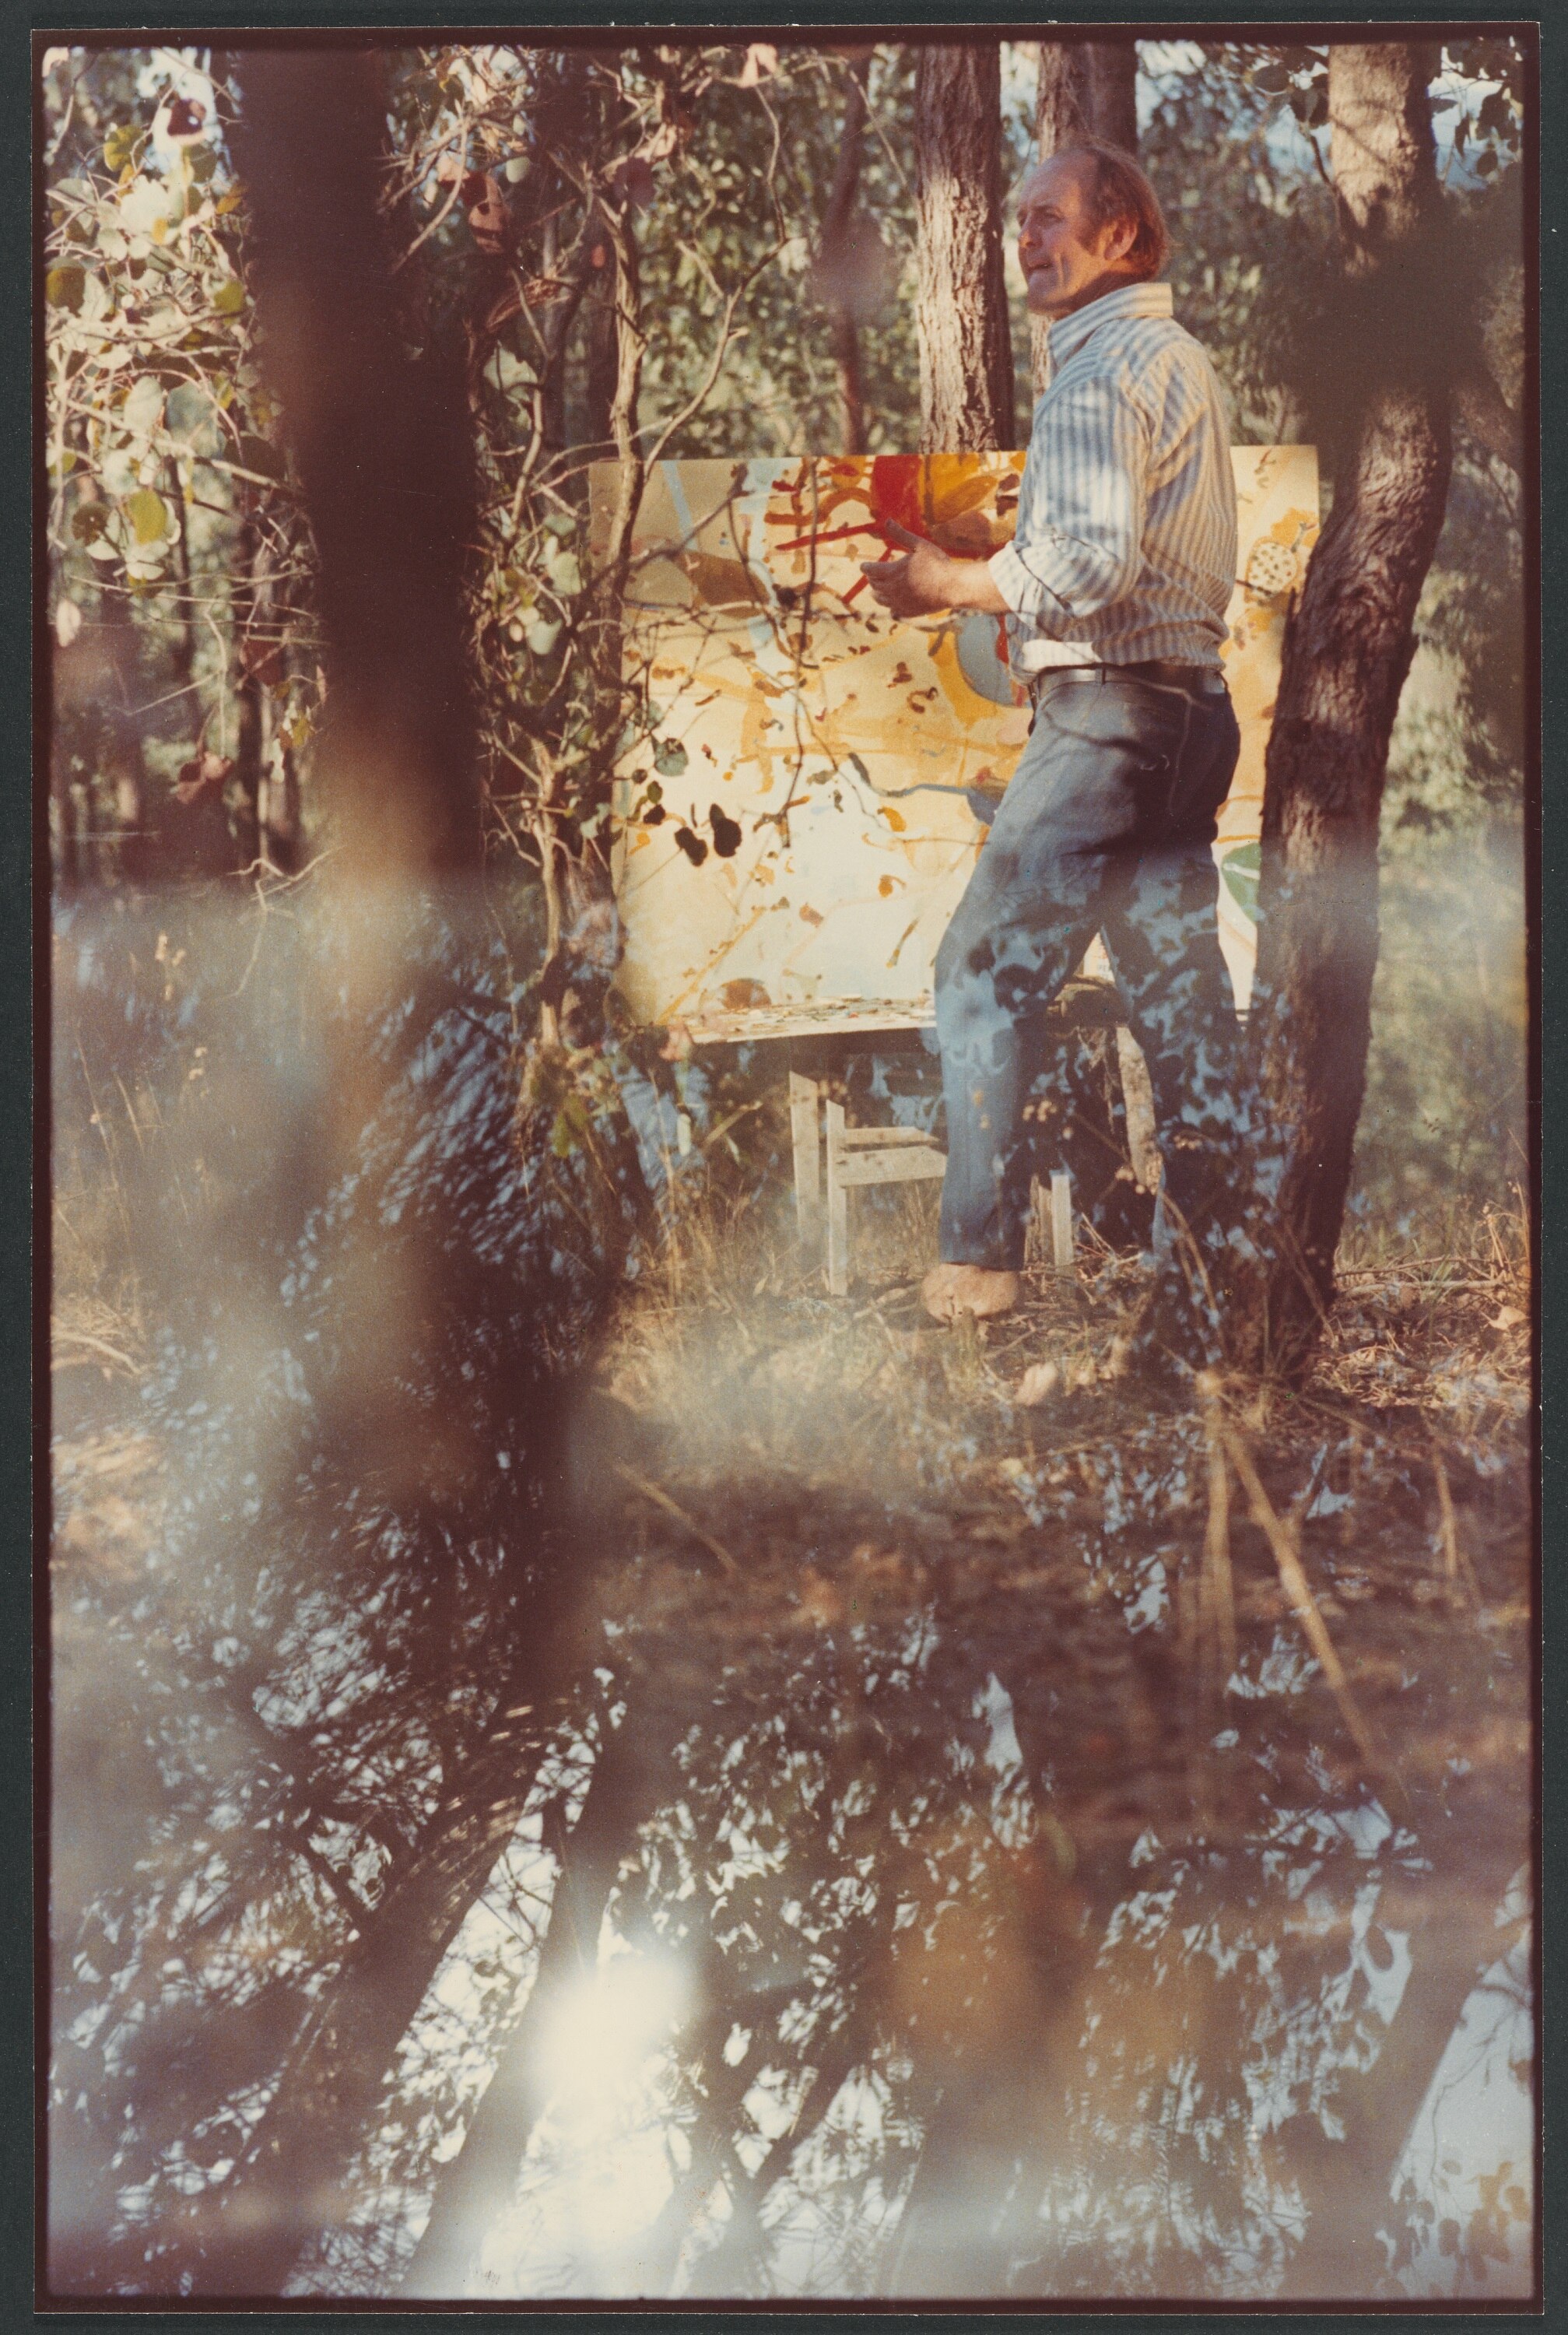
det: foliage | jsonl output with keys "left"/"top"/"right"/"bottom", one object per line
{"left": 44, "top": 36, "right": 1528, "bottom": 894}
{"left": 1140, "top": 37, "right": 1526, "bottom": 834}
{"left": 44, "top": 49, "right": 316, "bottom": 879}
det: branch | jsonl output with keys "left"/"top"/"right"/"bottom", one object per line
{"left": 640, "top": 241, "right": 788, "bottom": 473}
{"left": 290, "top": 1832, "right": 374, "bottom": 1933}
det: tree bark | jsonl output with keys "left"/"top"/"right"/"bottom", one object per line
{"left": 1030, "top": 41, "right": 1138, "bottom": 394}
{"left": 1231, "top": 44, "right": 1452, "bottom": 1378}
{"left": 914, "top": 43, "right": 1015, "bottom": 454}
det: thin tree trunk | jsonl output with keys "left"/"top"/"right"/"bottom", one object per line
{"left": 399, "top": 1712, "right": 679, "bottom": 2298}
{"left": 1082, "top": 41, "right": 1138, "bottom": 153}
{"left": 681, "top": 2017, "right": 865, "bottom": 2297}
{"left": 1230, "top": 44, "right": 1452, "bottom": 1378}
{"left": 244, "top": 532, "right": 301, "bottom": 874}
{"left": 582, "top": 205, "right": 619, "bottom": 464}
{"left": 545, "top": 176, "right": 645, "bottom": 1051}
{"left": 1030, "top": 41, "right": 1138, "bottom": 394}
{"left": 107, "top": 606, "right": 150, "bottom": 887}
{"left": 817, "top": 57, "right": 873, "bottom": 457}
{"left": 914, "top": 42, "right": 1014, "bottom": 454}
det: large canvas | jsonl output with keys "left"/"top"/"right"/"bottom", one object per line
{"left": 598, "top": 448, "right": 1319, "bottom": 1037}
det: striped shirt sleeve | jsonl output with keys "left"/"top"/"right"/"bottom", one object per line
{"left": 987, "top": 370, "right": 1152, "bottom": 627}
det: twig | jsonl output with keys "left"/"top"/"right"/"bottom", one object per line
{"left": 1217, "top": 1417, "right": 1398, "bottom": 1799}
{"left": 392, "top": 139, "right": 471, "bottom": 272}
{"left": 51, "top": 1327, "right": 141, "bottom": 1374}
{"left": 616, "top": 1464, "right": 740, "bottom": 1575}
{"left": 289, "top": 1833, "right": 372, "bottom": 1932}
{"left": 1201, "top": 1417, "right": 1237, "bottom": 1685}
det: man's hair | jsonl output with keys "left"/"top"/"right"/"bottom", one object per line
{"left": 1058, "top": 136, "right": 1172, "bottom": 280}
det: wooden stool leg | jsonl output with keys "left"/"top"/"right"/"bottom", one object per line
{"left": 1114, "top": 1023, "right": 1162, "bottom": 1193}
{"left": 825, "top": 1099, "right": 849, "bottom": 1297}
{"left": 789, "top": 1072, "right": 822, "bottom": 1252}
{"left": 1050, "top": 1169, "right": 1075, "bottom": 1273}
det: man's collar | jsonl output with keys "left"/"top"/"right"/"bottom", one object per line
{"left": 1047, "top": 278, "right": 1173, "bottom": 368}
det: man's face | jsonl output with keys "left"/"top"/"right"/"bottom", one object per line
{"left": 1016, "top": 155, "right": 1137, "bottom": 318}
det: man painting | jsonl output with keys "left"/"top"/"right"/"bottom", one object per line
{"left": 864, "top": 139, "right": 1245, "bottom": 1370}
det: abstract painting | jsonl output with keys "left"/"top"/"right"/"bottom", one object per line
{"left": 597, "top": 448, "right": 1319, "bottom": 1038}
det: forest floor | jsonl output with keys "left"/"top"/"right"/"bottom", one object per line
{"left": 584, "top": 1180, "right": 1533, "bottom": 1712}
{"left": 50, "top": 1165, "right": 1536, "bottom": 2300}
{"left": 51, "top": 1172, "right": 1536, "bottom": 1926}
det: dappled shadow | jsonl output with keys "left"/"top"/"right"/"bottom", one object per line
{"left": 49, "top": 889, "right": 1532, "bottom": 2305}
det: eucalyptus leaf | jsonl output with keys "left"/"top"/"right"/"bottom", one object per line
{"left": 103, "top": 123, "right": 146, "bottom": 174}
{"left": 122, "top": 374, "right": 165, "bottom": 439}
{"left": 125, "top": 487, "right": 170, "bottom": 546}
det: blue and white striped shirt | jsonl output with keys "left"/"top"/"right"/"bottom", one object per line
{"left": 987, "top": 280, "right": 1238, "bottom": 673}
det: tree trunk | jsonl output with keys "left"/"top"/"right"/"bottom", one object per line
{"left": 1030, "top": 41, "right": 1138, "bottom": 393}
{"left": 1082, "top": 41, "right": 1138, "bottom": 152}
{"left": 681, "top": 2015, "right": 866, "bottom": 2297}
{"left": 400, "top": 1712, "right": 679, "bottom": 2298}
{"left": 914, "top": 42, "right": 1015, "bottom": 454}
{"left": 816, "top": 57, "right": 873, "bottom": 457}
{"left": 1230, "top": 44, "right": 1452, "bottom": 1378}
{"left": 225, "top": 47, "right": 482, "bottom": 879}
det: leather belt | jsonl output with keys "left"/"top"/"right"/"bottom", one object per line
{"left": 1028, "top": 659, "right": 1227, "bottom": 698}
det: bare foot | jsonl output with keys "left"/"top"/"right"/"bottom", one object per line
{"left": 921, "top": 1263, "right": 1020, "bottom": 1323}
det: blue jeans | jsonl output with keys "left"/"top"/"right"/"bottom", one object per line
{"left": 935, "top": 673, "right": 1244, "bottom": 1275}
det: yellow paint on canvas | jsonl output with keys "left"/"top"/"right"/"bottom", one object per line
{"left": 592, "top": 448, "right": 1318, "bottom": 1034}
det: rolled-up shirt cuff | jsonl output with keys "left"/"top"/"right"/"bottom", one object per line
{"left": 987, "top": 539, "right": 1070, "bottom": 625}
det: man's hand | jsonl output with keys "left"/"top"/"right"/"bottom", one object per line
{"left": 860, "top": 518, "right": 1010, "bottom": 620}
{"left": 860, "top": 519, "right": 954, "bottom": 618}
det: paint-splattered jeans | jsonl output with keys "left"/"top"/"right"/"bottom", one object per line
{"left": 935, "top": 671, "right": 1244, "bottom": 1276}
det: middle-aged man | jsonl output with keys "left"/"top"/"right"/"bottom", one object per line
{"left": 863, "top": 137, "right": 1244, "bottom": 1370}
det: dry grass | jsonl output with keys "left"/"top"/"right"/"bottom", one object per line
{"left": 51, "top": 1059, "right": 1533, "bottom": 1842}
{"left": 577, "top": 1164, "right": 1531, "bottom": 1824}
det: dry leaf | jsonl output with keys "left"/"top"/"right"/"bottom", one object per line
{"left": 242, "top": 637, "right": 287, "bottom": 688}
{"left": 461, "top": 170, "right": 513, "bottom": 256}
{"left": 1016, "top": 1361, "right": 1060, "bottom": 1407}
{"left": 610, "top": 156, "right": 657, "bottom": 212}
